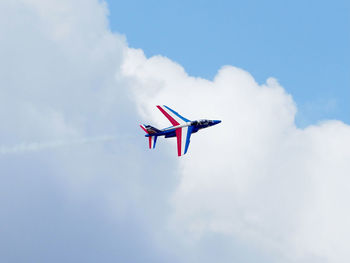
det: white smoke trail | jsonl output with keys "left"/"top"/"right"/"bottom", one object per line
{"left": 0, "top": 135, "right": 117, "bottom": 155}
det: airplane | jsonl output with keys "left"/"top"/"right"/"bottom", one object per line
{"left": 140, "top": 105, "right": 221, "bottom": 156}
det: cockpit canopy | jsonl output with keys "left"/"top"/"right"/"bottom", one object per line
{"left": 191, "top": 119, "right": 213, "bottom": 126}
{"left": 199, "top": 119, "right": 210, "bottom": 124}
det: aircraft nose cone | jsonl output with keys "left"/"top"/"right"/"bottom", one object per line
{"left": 213, "top": 120, "right": 221, "bottom": 125}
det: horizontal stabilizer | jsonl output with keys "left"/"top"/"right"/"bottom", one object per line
{"left": 148, "top": 135, "right": 157, "bottom": 149}
{"left": 140, "top": 124, "right": 158, "bottom": 149}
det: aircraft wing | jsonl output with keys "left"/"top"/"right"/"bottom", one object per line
{"left": 176, "top": 126, "right": 194, "bottom": 156}
{"left": 157, "top": 105, "right": 190, "bottom": 126}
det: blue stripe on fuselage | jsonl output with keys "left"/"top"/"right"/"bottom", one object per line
{"left": 144, "top": 123, "right": 209, "bottom": 138}
{"left": 145, "top": 128, "right": 176, "bottom": 137}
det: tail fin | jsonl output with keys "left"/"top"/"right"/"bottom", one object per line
{"left": 140, "top": 125, "right": 158, "bottom": 149}
{"left": 140, "top": 124, "right": 160, "bottom": 135}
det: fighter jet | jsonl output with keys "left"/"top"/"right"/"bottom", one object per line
{"left": 140, "top": 105, "right": 221, "bottom": 156}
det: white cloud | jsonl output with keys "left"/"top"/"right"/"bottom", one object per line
{"left": 124, "top": 48, "right": 350, "bottom": 262}
{"left": 1, "top": 0, "right": 350, "bottom": 262}
{"left": 0, "top": 1, "right": 174, "bottom": 262}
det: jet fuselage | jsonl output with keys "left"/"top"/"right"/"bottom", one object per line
{"left": 145, "top": 119, "right": 221, "bottom": 138}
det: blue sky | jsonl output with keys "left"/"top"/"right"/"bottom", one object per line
{"left": 107, "top": 0, "right": 350, "bottom": 126}
{"left": 2, "top": 1, "right": 350, "bottom": 262}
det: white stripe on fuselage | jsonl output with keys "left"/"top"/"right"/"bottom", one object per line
{"left": 162, "top": 122, "right": 191, "bottom": 131}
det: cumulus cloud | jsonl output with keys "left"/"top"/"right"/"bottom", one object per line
{"left": 1, "top": 0, "right": 350, "bottom": 262}
{"left": 124, "top": 49, "right": 350, "bottom": 262}
{"left": 0, "top": 1, "right": 175, "bottom": 262}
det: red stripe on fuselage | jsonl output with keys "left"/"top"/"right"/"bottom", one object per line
{"left": 157, "top": 106, "right": 180, "bottom": 126}
{"left": 176, "top": 128, "right": 182, "bottom": 156}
